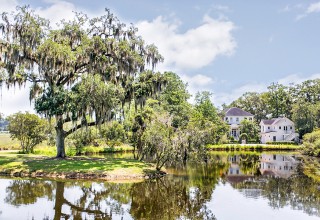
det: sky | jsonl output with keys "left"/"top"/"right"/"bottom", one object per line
{"left": 1, "top": 0, "right": 320, "bottom": 116}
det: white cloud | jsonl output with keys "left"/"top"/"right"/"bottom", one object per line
{"left": 213, "top": 82, "right": 267, "bottom": 107}
{"left": 212, "top": 73, "right": 320, "bottom": 107}
{"left": 181, "top": 74, "right": 214, "bottom": 87}
{"left": 0, "top": 0, "right": 19, "bottom": 13}
{"left": 277, "top": 73, "right": 320, "bottom": 85}
{"left": 0, "top": 84, "right": 35, "bottom": 117}
{"left": 306, "top": 2, "right": 320, "bottom": 13}
{"left": 137, "top": 15, "right": 236, "bottom": 71}
{"left": 296, "top": 1, "right": 320, "bottom": 20}
{"left": 211, "top": 5, "right": 232, "bottom": 13}
{"left": 35, "top": 0, "right": 77, "bottom": 28}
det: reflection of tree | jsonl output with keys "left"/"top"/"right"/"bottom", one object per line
{"left": 5, "top": 180, "right": 54, "bottom": 206}
{"left": 130, "top": 161, "right": 226, "bottom": 220}
{"left": 233, "top": 166, "right": 320, "bottom": 217}
{"left": 239, "top": 154, "right": 261, "bottom": 175}
{"left": 5, "top": 180, "right": 130, "bottom": 219}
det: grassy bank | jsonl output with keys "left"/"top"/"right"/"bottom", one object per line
{"left": 0, "top": 151, "right": 156, "bottom": 181}
{"left": 207, "top": 144, "right": 302, "bottom": 151}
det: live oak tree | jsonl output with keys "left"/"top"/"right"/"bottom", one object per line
{"left": 0, "top": 6, "right": 163, "bottom": 157}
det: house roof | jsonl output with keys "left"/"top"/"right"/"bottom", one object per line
{"left": 225, "top": 107, "right": 253, "bottom": 117}
{"left": 260, "top": 117, "right": 293, "bottom": 126}
{"left": 261, "top": 119, "right": 277, "bottom": 125}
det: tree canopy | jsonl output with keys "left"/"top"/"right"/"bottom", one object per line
{"left": 0, "top": 6, "right": 163, "bottom": 157}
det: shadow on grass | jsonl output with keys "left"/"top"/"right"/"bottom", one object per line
{"left": 21, "top": 157, "right": 152, "bottom": 173}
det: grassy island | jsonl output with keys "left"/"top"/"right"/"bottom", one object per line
{"left": 0, "top": 151, "right": 160, "bottom": 181}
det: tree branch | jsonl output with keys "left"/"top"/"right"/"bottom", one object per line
{"left": 65, "top": 120, "right": 104, "bottom": 137}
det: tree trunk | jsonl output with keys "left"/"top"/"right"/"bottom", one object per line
{"left": 56, "top": 117, "right": 66, "bottom": 158}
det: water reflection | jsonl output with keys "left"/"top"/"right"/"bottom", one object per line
{"left": 0, "top": 152, "right": 320, "bottom": 220}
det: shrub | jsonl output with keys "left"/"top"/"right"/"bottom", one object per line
{"left": 302, "top": 129, "right": 320, "bottom": 157}
{"left": 7, "top": 112, "right": 48, "bottom": 153}
{"left": 101, "top": 121, "right": 126, "bottom": 146}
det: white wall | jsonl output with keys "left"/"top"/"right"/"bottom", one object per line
{"left": 225, "top": 116, "right": 254, "bottom": 125}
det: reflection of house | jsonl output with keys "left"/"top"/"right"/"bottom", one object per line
{"left": 224, "top": 107, "right": 254, "bottom": 140}
{"left": 260, "top": 117, "right": 298, "bottom": 144}
{"left": 226, "top": 155, "right": 254, "bottom": 184}
{"left": 259, "top": 154, "right": 298, "bottom": 178}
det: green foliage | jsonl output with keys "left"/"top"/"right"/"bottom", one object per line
{"left": 68, "top": 127, "right": 99, "bottom": 155}
{"left": 7, "top": 112, "right": 48, "bottom": 153}
{"left": 292, "top": 101, "right": 320, "bottom": 138}
{"left": 101, "top": 121, "right": 126, "bottom": 146}
{"left": 0, "top": 6, "right": 163, "bottom": 157}
{"left": 228, "top": 92, "right": 269, "bottom": 122}
{"left": 240, "top": 119, "right": 259, "bottom": 141}
{"left": 302, "top": 129, "right": 320, "bottom": 157}
{"left": 142, "top": 116, "right": 174, "bottom": 171}
{"left": 267, "top": 83, "right": 292, "bottom": 118}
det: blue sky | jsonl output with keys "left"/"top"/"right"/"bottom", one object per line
{"left": 1, "top": 0, "right": 320, "bottom": 116}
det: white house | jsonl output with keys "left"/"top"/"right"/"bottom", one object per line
{"left": 224, "top": 107, "right": 254, "bottom": 140}
{"left": 260, "top": 117, "right": 298, "bottom": 144}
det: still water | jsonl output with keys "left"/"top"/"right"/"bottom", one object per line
{"left": 0, "top": 152, "right": 319, "bottom": 220}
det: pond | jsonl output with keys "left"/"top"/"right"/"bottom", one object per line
{"left": 0, "top": 152, "right": 320, "bottom": 220}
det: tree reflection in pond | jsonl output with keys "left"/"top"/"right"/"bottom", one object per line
{"left": 2, "top": 153, "right": 320, "bottom": 220}
{"left": 5, "top": 179, "right": 54, "bottom": 206}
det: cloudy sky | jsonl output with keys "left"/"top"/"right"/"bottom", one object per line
{"left": 1, "top": 0, "right": 320, "bottom": 116}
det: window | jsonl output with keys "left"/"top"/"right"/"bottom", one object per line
{"left": 290, "top": 126, "right": 292, "bottom": 130}
{"left": 268, "top": 126, "right": 270, "bottom": 129}
{"left": 249, "top": 117, "right": 252, "bottom": 121}
{"left": 225, "top": 117, "right": 228, "bottom": 121}
{"left": 273, "top": 155, "right": 276, "bottom": 160}
{"left": 244, "top": 117, "right": 247, "bottom": 120}
{"left": 279, "top": 126, "right": 281, "bottom": 129}
{"left": 230, "top": 117, "right": 233, "bottom": 121}
{"left": 236, "top": 117, "right": 239, "bottom": 122}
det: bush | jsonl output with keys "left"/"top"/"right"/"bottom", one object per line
{"left": 302, "top": 129, "right": 320, "bottom": 157}
{"left": 101, "top": 121, "right": 126, "bottom": 146}
{"left": 68, "top": 127, "right": 99, "bottom": 155}
{"left": 7, "top": 112, "right": 48, "bottom": 153}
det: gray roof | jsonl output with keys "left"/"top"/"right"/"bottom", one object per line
{"left": 225, "top": 107, "right": 253, "bottom": 117}
{"left": 261, "top": 119, "right": 277, "bottom": 125}
{"left": 260, "top": 117, "right": 293, "bottom": 125}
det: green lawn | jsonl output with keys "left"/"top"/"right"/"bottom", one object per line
{"left": 0, "top": 152, "right": 154, "bottom": 180}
